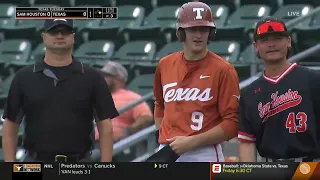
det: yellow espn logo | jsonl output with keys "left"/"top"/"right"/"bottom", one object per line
{"left": 13, "top": 164, "right": 41, "bottom": 172}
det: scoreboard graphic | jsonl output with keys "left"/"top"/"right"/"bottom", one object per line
{"left": 15, "top": 7, "right": 118, "bottom": 19}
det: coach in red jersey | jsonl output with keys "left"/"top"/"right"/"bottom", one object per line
{"left": 238, "top": 17, "right": 320, "bottom": 162}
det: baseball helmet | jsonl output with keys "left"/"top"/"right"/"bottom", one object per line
{"left": 176, "top": 1, "right": 216, "bottom": 41}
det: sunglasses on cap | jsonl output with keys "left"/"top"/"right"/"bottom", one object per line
{"left": 256, "top": 21, "right": 285, "bottom": 35}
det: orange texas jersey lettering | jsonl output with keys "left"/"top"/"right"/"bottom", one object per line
{"left": 163, "top": 82, "right": 213, "bottom": 102}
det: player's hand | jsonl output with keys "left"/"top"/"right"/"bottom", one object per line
{"left": 166, "top": 136, "right": 195, "bottom": 155}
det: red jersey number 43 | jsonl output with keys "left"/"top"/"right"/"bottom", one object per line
{"left": 285, "top": 112, "right": 307, "bottom": 133}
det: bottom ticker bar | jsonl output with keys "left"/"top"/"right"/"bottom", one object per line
{"left": 2, "top": 162, "right": 320, "bottom": 180}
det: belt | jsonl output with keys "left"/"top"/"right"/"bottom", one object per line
{"left": 27, "top": 151, "right": 91, "bottom": 162}
{"left": 263, "top": 157, "right": 320, "bottom": 162}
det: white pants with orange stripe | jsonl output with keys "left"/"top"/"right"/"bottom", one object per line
{"left": 159, "top": 144, "right": 224, "bottom": 162}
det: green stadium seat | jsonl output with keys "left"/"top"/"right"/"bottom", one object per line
{"left": 0, "top": 18, "right": 15, "bottom": 28}
{"left": 226, "top": 5, "right": 271, "bottom": 30}
{"left": 77, "top": 20, "right": 113, "bottom": 44}
{"left": 74, "top": 40, "right": 115, "bottom": 65}
{"left": 292, "top": 27, "right": 320, "bottom": 62}
{"left": 143, "top": 6, "right": 180, "bottom": 28}
{"left": 155, "top": 41, "right": 183, "bottom": 60}
{"left": 0, "top": 74, "right": 15, "bottom": 94}
{"left": 208, "top": 41, "right": 240, "bottom": 64}
{"left": 160, "top": 26, "right": 179, "bottom": 43}
{"left": 142, "top": 6, "right": 180, "bottom": 43}
{"left": 209, "top": 5, "right": 229, "bottom": 28}
{"left": 190, "top": 0, "right": 236, "bottom": 13}
{"left": 74, "top": 19, "right": 100, "bottom": 33}
{"left": 214, "top": 26, "right": 246, "bottom": 43}
{"left": 238, "top": 45, "right": 259, "bottom": 64}
{"left": 239, "top": 0, "right": 277, "bottom": 6}
{"left": 0, "top": 26, "right": 37, "bottom": 45}
{"left": 239, "top": 0, "right": 279, "bottom": 13}
{"left": 127, "top": 74, "right": 155, "bottom": 96}
{"left": 92, "top": 61, "right": 104, "bottom": 69}
{"left": 113, "top": 41, "right": 157, "bottom": 66}
{"left": 29, "top": 43, "right": 46, "bottom": 62}
{"left": 2, "top": 0, "right": 29, "bottom": 6}
{"left": 101, "top": 5, "right": 145, "bottom": 28}
{"left": 79, "top": 26, "right": 121, "bottom": 45}
{"left": 313, "top": 0, "right": 320, "bottom": 6}
{"left": 74, "top": 19, "right": 100, "bottom": 28}
{"left": 16, "top": 20, "right": 44, "bottom": 30}
{"left": 0, "top": 39, "right": 32, "bottom": 66}
{"left": 0, "top": 74, "right": 16, "bottom": 108}
{"left": 311, "top": 12, "right": 320, "bottom": 27}
{"left": 226, "top": 5, "right": 271, "bottom": 43}
{"left": 0, "top": 4, "right": 15, "bottom": 28}
{"left": 122, "top": 26, "right": 163, "bottom": 45}
{"left": 8, "top": 39, "right": 35, "bottom": 70}
{"left": 281, "top": 0, "right": 316, "bottom": 6}
{"left": 157, "top": 0, "right": 185, "bottom": 6}
{"left": 116, "top": 0, "right": 153, "bottom": 14}
{"left": 0, "top": 4, "right": 15, "bottom": 18}
{"left": 132, "top": 40, "right": 181, "bottom": 73}
{"left": 272, "top": 4, "right": 314, "bottom": 28}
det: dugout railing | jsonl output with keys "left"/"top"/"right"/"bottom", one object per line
{"left": 89, "top": 8, "right": 320, "bottom": 162}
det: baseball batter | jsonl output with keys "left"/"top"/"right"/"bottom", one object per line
{"left": 153, "top": 1, "right": 240, "bottom": 162}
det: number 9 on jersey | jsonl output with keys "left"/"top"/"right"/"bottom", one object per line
{"left": 191, "top": 112, "right": 203, "bottom": 130}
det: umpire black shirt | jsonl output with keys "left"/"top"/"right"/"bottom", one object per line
{"left": 2, "top": 58, "right": 119, "bottom": 153}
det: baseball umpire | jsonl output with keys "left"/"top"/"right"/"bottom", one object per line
{"left": 1, "top": 19, "right": 119, "bottom": 162}
{"left": 238, "top": 17, "right": 320, "bottom": 162}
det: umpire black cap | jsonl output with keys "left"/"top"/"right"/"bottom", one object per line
{"left": 44, "top": 19, "right": 74, "bottom": 32}
{"left": 254, "top": 16, "right": 290, "bottom": 41}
